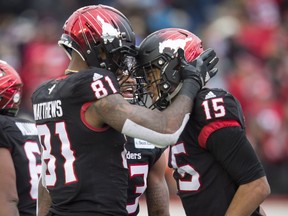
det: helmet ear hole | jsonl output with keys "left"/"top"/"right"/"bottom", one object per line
{"left": 157, "top": 58, "right": 165, "bottom": 66}
{"left": 160, "top": 82, "right": 171, "bottom": 92}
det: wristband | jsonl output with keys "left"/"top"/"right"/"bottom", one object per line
{"left": 179, "top": 79, "right": 200, "bottom": 101}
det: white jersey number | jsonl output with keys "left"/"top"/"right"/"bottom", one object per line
{"left": 202, "top": 98, "right": 225, "bottom": 120}
{"left": 37, "top": 122, "right": 77, "bottom": 187}
{"left": 91, "top": 76, "right": 118, "bottom": 99}
{"left": 127, "top": 164, "right": 149, "bottom": 214}
{"left": 23, "top": 141, "right": 41, "bottom": 199}
{"left": 170, "top": 143, "right": 200, "bottom": 191}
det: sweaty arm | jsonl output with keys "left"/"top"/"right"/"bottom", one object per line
{"left": 145, "top": 153, "right": 170, "bottom": 216}
{"left": 0, "top": 148, "right": 19, "bottom": 216}
{"left": 207, "top": 126, "right": 270, "bottom": 216}
{"left": 225, "top": 176, "right": 270, "bottom": 216}
{"left": 87, "top": 80, "right": 198, "bottom": 147}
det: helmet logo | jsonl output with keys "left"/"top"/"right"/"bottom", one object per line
{"left": 13, "top": 92, "right": 21, "bottom": 103}
{"left": 159, "top": 38, "right": 193, "bottom": 54}
{"left": 97, "top": 15, "right": 121, "bottom": 43}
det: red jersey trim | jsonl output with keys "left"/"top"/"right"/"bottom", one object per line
{"left": 80, "top": 102, "right": 110, "bottom": 132}
{"left": 198, "top": 120, "right": 241, "bottom": 149}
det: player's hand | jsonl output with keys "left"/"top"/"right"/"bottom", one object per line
{"left": 179, "top": 48, "right": 219, "bottom": 88}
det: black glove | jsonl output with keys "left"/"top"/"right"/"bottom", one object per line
{"left": 179, "top": 48, "right": 219, "bottom": 88}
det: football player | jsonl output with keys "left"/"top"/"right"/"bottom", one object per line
{"left": 119, "top": 75, "right": 170, "bottom": 216}
{"left": 33, "top": 4, "right": 218, "bottom": 216}
{"left": 135, "top": 28, "right": 270, "bottom": 216}
{"left": 0, "top": 60, "right": 41, "bottom": 215}
{"left": 126, "top": 139, "right": 169, "bottom": 216}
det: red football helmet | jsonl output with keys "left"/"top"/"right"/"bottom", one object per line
{"left": 58, "top": 4, "right": 137, "bottom": 72}
{"left": 0, "top": 60, "right": 23, "bottom": 116}
{"left": 135, "top": 28, "right": 204, "bottom": 110}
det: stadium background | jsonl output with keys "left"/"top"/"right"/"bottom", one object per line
{"left": 0, "top": 0, "right": 287, "bottom": 215}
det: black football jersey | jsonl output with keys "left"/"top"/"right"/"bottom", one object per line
{"left": 0, "top": 115, "right": 41, "bottom": 216}
{"left": 32, "top": 69, "right": 128, "bottom": 216}
{"left": 168, "top": 88, "right": 265, "bottom": 216}
{"left": 125, "top": 136, "right": 165, "bottom": 216}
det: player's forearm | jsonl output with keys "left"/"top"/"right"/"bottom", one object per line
{"left": 94, "top": 94, "right": 190, "bottom": 146}
{"left": 146, "top": 182, "right": 170, "bottom": 216}
{"left": 225, "top": 177, "right": 270, "bottom": 216}
{"left": 96, "top": 89, "right": 194, "bottom": 146}
{"left": 0, "top": 202, "right": 19, "bottom": 216}
{"left": 160, "top": 79, "right": 199, "bottom": 131}
{"left": 122, "top": 113, "right": 190, "bottom": 147}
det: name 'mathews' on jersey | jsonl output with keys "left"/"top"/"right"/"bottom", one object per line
{"left": 33, "top": 100, "right": 63, "bottom": 120}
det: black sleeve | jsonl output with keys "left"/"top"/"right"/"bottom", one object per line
{"left": 0, "top": 130, "right": 9, "bottom": 148}
{"left": 0, "top": 120, "right": 11, "bottom": 149}
{"left": 206, "top": 126, "right": 266, "bottom": 185}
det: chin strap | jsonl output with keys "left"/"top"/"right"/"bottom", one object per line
{"left": 165, "top": 82, "right": 183, "bottom": 102}
{"left": 154, "top": 82, "right": 183, "bottom": 110}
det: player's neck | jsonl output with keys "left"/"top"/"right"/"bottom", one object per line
{"left": 65, "top": 51, "right": 89, "bottom": 74}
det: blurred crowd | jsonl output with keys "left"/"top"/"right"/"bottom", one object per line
{"left": 0, "top": 0, "right": 287, "bottom": 195}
